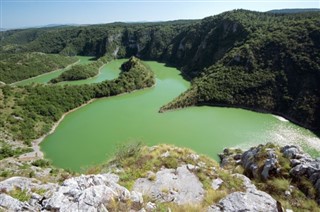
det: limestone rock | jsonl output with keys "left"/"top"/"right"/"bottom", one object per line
{"left": 211, "top": 178, "right": 223, "bottom": 190}
{"left": 0, "top": 193, "right": 31, "bottom": 211}
{"left": 130, "top": 191, "right": 143, "bottom": 210}
{"left": 42, "top": 174, "right": 130, "bottom": 211}
{"left": 145, "top": 202, "right": 156, "bottom": 211}
{"left": 232, "top": 174, "right": 256, "bottom": 191}
{"left": 208, "top": 190, "right": 278, "bottom": 212}
{"left": 133, "top": 165, "right": 204, "bottom": 205}
{"left": 0, "top": 176, "right": 57, "bottom": 194}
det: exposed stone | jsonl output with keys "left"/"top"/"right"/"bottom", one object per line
{"left": 145, "top": 202, "right": 156, "bottom": 211}
{"left": 232, "top": 174, "right": 256, "bottom": 191}
{"left": 186, "top": 164, "right": 199, "bottom": 171}
{"left": 0, "top": 193, "right": 31, "bottom": 211}
{"left": 262, "top": 157, "right": 278, "bottom": 180}
{"left": 161, "top": 151, "right": 170, "bottom": 158}
{"left": 211, "top": 178, "right": 224, "bottom": 190}
{"left": 130, "top": 191, "right": 143, "bottom": 210}
{"left": 282, "top": 145, "right": 300, "bottom": 159}
{"left": 208, "top": 190, "right": 278, "bottom": 212}
{"left": 133, "top": 165, "right": 204, "bottom": 205}
{"left": 0, "top": 176, "right": 56, "bottom": 193}
{"left": 290, "top": 159, "right": 301, "bottom": 166}
{"left": 42, "top": 174, "right": 130, "bottom": 211}
{"left": 285, "top": 190, "right": 291, "bottom": 196}
{"left": 189, "top": 153, "right": 200, "bottom": 161}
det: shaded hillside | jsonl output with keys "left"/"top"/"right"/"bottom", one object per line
{"left": 1, "top": 10, "right": 320, "bottom": 130}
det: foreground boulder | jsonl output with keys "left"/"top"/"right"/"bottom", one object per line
{"left": 208, "top": 174, "right": 278, "bottom": 212}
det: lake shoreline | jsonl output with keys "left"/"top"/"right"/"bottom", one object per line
{"left": 19, "top": 82, "right": 157, "bottom": 161}
{"left": 12, "top": 59, "right": 80, "bottom": 86}
{"left": 19, "top": 98, "right": 96, "bottom": 160}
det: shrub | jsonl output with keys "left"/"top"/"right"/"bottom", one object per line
{"left": 31, "top": 159, "right": 51, "bottom": 167}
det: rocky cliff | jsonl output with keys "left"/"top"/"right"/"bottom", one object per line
{"left": 0, "top": 144, "right": 319, "bottom": 211}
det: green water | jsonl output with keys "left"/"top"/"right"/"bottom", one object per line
{"left": 13, "top": 56, "right": 94, "bottom": 86}
{"left": 38, "top": 60, "right": 320, "bottom": 172}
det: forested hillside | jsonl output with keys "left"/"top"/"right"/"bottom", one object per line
{"left": 0, "top": 53, "right": 77, "bottom": 83}
{"left": 50, "top": 55, "right": 111, "bottom": 83}
{"left": 1, "top": 10, "right": 319, "bottom": 130}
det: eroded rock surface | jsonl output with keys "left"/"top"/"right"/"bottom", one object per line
{"left": 133, "top": 165, "right": 204, "bottom": 205}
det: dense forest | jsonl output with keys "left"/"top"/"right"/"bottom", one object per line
{"left": 0, "top": 53, "right": 77, "bottom": 83}
{"left": 0, "top": 57, "right": 154, "bottom": 143}
{"left": 50, "top": 55, "right": 112, "bottom": 83}
{"left": 0, "top": 9, "right": 319, "bottom": 130}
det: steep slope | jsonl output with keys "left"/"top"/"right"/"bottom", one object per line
{"left": 162, "top": 11, "right": 320, "bottom": 130}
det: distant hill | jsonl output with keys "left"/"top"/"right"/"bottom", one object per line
{"left": 267, "top": 8, "right": 320, "bottom": 14}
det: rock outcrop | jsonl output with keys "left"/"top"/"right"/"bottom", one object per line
{"left": 133, "top": 165, "right": 204, "bottom": 205}
{"left": 281, "top": 145, "right": 320, "bottom": 204}
{"left": 0, "top": 174, "right": 143, "bottom": 212}
{"left": 220, "top": 143, "right": 320, "bottom": 205}
{"left": 42, "top": 174, "right": 130, "bottom": 211}
{"left": 208, "top": 174, "right": 279, "bottom": 212}
{"left": 208, "top": 190, "right": 278, "bottom": 212}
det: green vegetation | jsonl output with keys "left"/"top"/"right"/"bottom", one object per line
{"left": 50, "top": 55, "right": 111, "bottom": 83}
{"left": 0, "top": 57, "right": 154, "bottom": 143}
{"left": 8, "top": 187, "right": 31, "bottom": 202}
{"left": 0, "top": 140, "right": 32, "bottom": 159}
{"left": 31, "top": 159, "right": 51, "bottom": 168}
{"left": 0, "top": 52, "right": 77, "bottom": 83}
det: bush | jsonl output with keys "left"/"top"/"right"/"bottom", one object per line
{"left": 31, "top": 159, "right": 51, "bottom": 168}
{"left": 113, "top": 141, "right": 143, "bottom": 163}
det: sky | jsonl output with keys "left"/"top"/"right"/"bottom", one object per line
{"left": 1, "top": 0, "right": 319, "bottom": 29}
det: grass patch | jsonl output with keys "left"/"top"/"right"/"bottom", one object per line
{"left": 8, "top": 187, "right": 31, "bottom": 202}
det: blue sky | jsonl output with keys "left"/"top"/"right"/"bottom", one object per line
{"left": 1, "top": 0, "right": 319, "bottom": 29}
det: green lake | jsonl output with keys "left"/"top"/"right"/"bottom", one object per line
{"left": 21, "top": 58, "right": 320, "bottom": 172}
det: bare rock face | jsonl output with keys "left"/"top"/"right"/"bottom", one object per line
{"left": 208, "top": 173, "right": 278, "bottom": 212}
{"left": 241, "top": 146, "right": 279, "bottom": 180}
{"left": 0, "top": 176, "right": 57, "bottom": 194}
{"left": 208, "top": 190, "right": 278, "bottom": 212}
{"left": 281, "top": 145, "right": 320, "bottom": 204}
{"left": 0, "top": 193, "right": 32, "bottom": 211}
{"left": 42, "top": 174, "right": 131, "bottom": 211}
{"left": 133, "top": 165, "right": 204, "bottom": 205}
